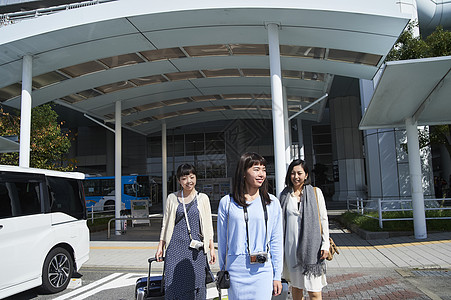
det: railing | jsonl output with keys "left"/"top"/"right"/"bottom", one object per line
{"left": 88, "top": 206, "right": 115, "bottom": 223}
{"left": 105, "top": 213, "right": 218, "bottom": 238}
{"left": 107, "top": 214, "right": 163, "bottom": 239}
{"left": 347, "top": 197, "right": 451, "bottom": 229}
{"left": 0, "top": 0, "right": 117, "bottom": 27}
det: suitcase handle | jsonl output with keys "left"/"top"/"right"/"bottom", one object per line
{"left": 147, "top": 257, "right": 164, "bottom": 295}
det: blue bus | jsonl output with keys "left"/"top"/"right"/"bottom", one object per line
{"left": 83, "top": 175, "right": 156, "bottom": 211}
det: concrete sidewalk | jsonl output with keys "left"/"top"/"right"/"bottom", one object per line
{"left": 86, "top": 220, "right": 451, "bottom": 272}
{"left": 85, "top": 217, "right": 451, "bottom": 299}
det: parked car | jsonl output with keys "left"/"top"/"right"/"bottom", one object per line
{"left": 0, "top": 165, "right": 89, "bottom": 298}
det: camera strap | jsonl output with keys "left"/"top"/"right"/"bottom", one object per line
{"left": 181, "top": 190, "right": 198, "bottom": 241}
{"left": 243, "top": 196, "right": 268, "bottom": 255}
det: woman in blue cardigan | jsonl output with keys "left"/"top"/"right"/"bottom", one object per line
{"left": 217, "top": 152, "right": 283, "bottom": 299}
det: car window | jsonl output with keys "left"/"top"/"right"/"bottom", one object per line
{"left": 48, "top": 176, "right": 85, "bottom": 220}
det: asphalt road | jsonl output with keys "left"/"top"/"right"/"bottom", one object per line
{"left": 5, "top": 266, "right": 451, "bottom": 300}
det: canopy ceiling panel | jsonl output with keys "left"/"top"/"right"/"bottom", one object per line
{"left": 360, "top": 56, "right": 451, "bottom": 129}
{"left": 0, "top": 0, "right": 409, "bottom": 135}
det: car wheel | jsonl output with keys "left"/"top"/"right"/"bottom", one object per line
{"left": 40, "top": 247, "right": 73, "bottom": 294}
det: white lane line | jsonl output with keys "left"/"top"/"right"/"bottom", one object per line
{"left": 52, "top": 273, "right": 123, "bottom": 300}
{"left": 69, "top": 273, "right": 144, "bottom": 300}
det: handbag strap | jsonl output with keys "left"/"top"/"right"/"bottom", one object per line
{"left": 313, "top": 187, "right": 323, "bottom": 235}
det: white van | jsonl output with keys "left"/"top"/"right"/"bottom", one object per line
{"left": 0, "top": 165, "right": 89, "bottom": 299}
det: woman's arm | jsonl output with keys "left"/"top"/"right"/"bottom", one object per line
{"left": 202, "top": 193, "right": 216, "bottom": 264}
{"left": 202, "top": 193, "right": 215, "bottom": 245}
{"left": 159, "top": 194, "right": 173, "bottom": 242}
{"left": 217, "top": 196, "right": 229, "bottom": 270}
{"left": 269, "top": 197, "right": 284, "bottom": 281}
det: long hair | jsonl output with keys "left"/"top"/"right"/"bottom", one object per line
{"left": 284, "top": 159, "right": 311, "bottom": 188}
{"left": 176, "top": 163, "right": 197, "bottom": 180}
{"left": 232, "top": 152, "right": 271, "bottom": 207}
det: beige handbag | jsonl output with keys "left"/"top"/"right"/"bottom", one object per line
{"left": 314, "top": 187, "right": 340, "bottom": 261}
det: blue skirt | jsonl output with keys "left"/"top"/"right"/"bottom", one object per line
{"left": 226, "top": 254, "right": 273, "bottom": 300}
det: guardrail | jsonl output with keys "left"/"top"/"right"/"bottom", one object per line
{"left": 106, "top": 213, "right": 219, "bottom": 239}
{"left": 347, "top": 197, "right": 451, "bottom": 228}
{"left": 107, "top": 214, "right": 163, "bottom": 239}
{"left": 0, "top": 0, "right": 117, "bottom": 27}
{"left": 88, "top": 206, "right": 115, "bottom": 223}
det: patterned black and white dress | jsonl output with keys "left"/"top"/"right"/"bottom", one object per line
{"left": 164, "top": 197, "right": 207, "bottom": 300}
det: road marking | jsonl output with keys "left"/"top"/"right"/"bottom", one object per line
{"left": 90, "top": 246, "right": 158, "bottom": 249}
{"left": 52, "top": 273, "right": 123, "bottom": 300}
{"left": 69, "top": 273, "right": 144, "bottom": 300}
{"left": 53, "top": 272, "right": 225, "bottom": 300}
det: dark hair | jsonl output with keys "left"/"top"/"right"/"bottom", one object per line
{"left": 285, "top": 159, "right": 311, "bottom": 188}
{"left": 232, "top": 152, "right": 271, "bottom": 207}
{"left": 176, "top": 163, "right": 197, "bottom": 180}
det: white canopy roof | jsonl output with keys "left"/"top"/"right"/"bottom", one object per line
{"left": 360, "top": 56, "right": 451, "bottom": 129}
{"left": 0, "top": 0, "right": 409, "bottom": 135}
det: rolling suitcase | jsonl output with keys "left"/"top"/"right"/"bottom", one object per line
{"left": 135, "top": 257, "right": 164, "bottom": 300}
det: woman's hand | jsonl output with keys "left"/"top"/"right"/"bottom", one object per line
{"left": 273, "top": 280, "right": 282, "bottom": 296}
{"left": 209, "top": 240, "right": 216, "bottom": 264}
{"left": 320, "top": 249, "right": 329, "bottom": 260}
{"left": 155, "top": 240, "right": 165, "bottom": 262}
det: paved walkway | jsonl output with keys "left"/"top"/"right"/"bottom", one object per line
{"left": 86, "top": 218, "right": 451, "bottom": 299}
{"left": 87, "top": 221, "right": 451, "bottom": 271}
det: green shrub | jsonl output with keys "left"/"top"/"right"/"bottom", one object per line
{"left": 340, "top": 211, "right": 451, "bottom": 232}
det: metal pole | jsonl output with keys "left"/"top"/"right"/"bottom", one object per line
{"left": 115, "top": 101, "right": 122, "bottom": 235}
{"left": 297, "top": 118, "right": 304, "bottom": 160}
{"left": 283, "top": 86, "right": 291, "bottom": 168}
{"left": 19, "top": 55, "right": 32, "bottom": 168}
{"left": 405, "top": 117, "right": 427, "bottom": 239}
{"left": 162, "top": 122, "right": 167, "bottom": 215}
{"left": 267, "top": 22, "right": 286, "bottom": 197}
{"left": 378, "top": 198, "right": 383, "bottom": 229}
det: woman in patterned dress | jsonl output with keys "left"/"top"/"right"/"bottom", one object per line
{"left": 156, "top": 164, "right": 216, "bottom": 300}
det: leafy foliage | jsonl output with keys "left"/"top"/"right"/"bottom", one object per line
{"left": 340, "top": 211, "right": 450, "bottom": 232}
{"left": 386, "top": 22, "right": 451, "bottom": 61}
{"left": 0, "top": 104, "right": 75, "bottom": 171}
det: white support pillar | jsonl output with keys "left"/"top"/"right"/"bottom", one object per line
{"left": 267, "top": 22, "right": 286, "bottom": 197}
{"left": 297, "top": 118, "right": 305, "bottom": 160}
{"left": 162, "top": 122, "right": 167, "bottom": 215}
{"left": 405, "top": 117, "right": 427, "bottom": 239}
{"left": 19, "top": 55, "right": 32, "bottom": 168}
{"left": 115, "top": 101, "right": 122, "bottom": 235}
{"left": 283, "top": 86, "right": 291, "bottom": 167}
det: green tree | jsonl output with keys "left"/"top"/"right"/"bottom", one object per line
{"left": 387, "top": 22, "right": 451, "bottom": 158}
{"left": 0, "top": 103, "right": 74, "bottom": 171}
{"left": 386, "top": 22, "right": 451, "bottom": 61}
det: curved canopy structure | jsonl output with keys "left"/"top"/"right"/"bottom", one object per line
{"left": 360, "top": 56, "right": 451, "bottom": 130}
{"left": 0, "top": 0, "right": 409, "bottom": 135}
